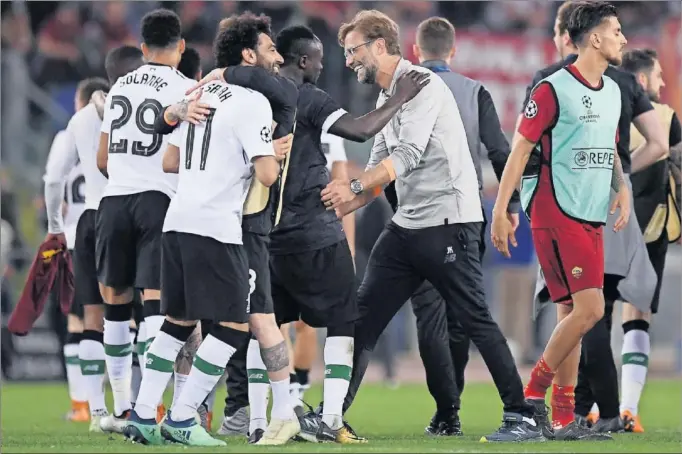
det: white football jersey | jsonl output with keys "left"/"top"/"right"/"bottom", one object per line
{"left": 162, "top": 81, "right": 275, "bottom": 245}
{"left": 63, "top": 163, "right": 86, "bottom": 249}
{"left": 101, "top": 63, "right": 195, "bottom": 199}
{"left": 322, "top": 132, "right": 348, "bottom": 172}
{"left": 68, "top": 103, "right": 108, "bottom": 210}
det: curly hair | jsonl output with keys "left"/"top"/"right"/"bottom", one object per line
{"left": 141, "top": 9, "right": 182, "bottom": 49}
{"left": 338, "top": 10, "right": 401, "bottom": 56}
{"left": 214, "top": 12, "right": 273, "bottom": 68}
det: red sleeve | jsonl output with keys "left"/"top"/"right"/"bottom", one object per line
{"left": 518, "top": 82, "right": 557, "bottom": 144}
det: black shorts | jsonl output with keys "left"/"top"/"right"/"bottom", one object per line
{"left": 73, "top": 209, "right": 104, "bottom": 307}
{"left": 95, "top": 191, "right": 170, "bottom": 290}
{"left": 67, "top": 249, "right": 84, "bottom": 318}
{"left": 270, "top": 240, "right": 357, "bottom": 328}
{"left": 160, "top": 231, "right": 249, "bottom": 323}
{"left": 647, "top": 231, "right": 669, "bottom": 314}
{"left": 243, "top": 232, "right": 273, "bottom": 315}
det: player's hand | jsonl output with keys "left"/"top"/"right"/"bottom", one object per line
{"left": 610, "top": 187, "right": 631, "bottom": 232}
{"left": 90, "top": 90, "right": 107, "bottom": 120}
{"left": 168, "top": 91, "right": 211, "bottom": 125}
{"left": 185, "top": 68, "right": 226, "bottom": 96}
{"left": 393, "top": 70, "right": 430, "bottom": 103}
{"left": 507, "top": 212, "right": 520, "bottom": 232}
{"left": 321, "top": 180, "right": 355, "bottom": 210}
{"left": 44, "top": 232, "right": 67, "bottom": 246}
{"left": 491, "top": 210, "right": 517, "bottom": 258}
{"left": 273, "top": 134, "right": 293, "bottom": 161}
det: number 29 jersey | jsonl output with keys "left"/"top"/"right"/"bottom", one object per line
{"left": 163, "top": 81, "right": 276, "bottom": 245}
{"left": 101, "top": 63, "right": 194, "bottom": 199}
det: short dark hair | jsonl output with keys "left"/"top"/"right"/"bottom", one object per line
{"left": 104, "top": 45, "right": 144, "bottom": 83}
{"left": 76, "top": 78, "right": 109, "bottom": 106}
{"left": 416, "top": 17, "right": 455, "bottom": 59}
{"left": 141, "top": 9, "right": 182, "bottom": 49}
{"left": 276, "top": 25, "right": 318, "bottom": 66}
{"left": 556, "top": 1, "right": 580, "bottom": 36}
{"left": 338, "top": 10, "right": 401, "bottom": 56}
{"left": 214, "top": 12, "right": 272, "bottom": 68}
{"left": 177, "top": 47, "right": 201, "bottom": 79}
{"left": 621, "top": 48, "right": 658, "bottom": 75}
{"left": 567, "top": 1, "right": 618, "bottom": 46}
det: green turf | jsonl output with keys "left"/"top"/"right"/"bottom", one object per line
{"left": 2, "top": 380, "right": 681, "bottom": 452}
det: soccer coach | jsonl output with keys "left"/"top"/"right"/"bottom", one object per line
{"left": 323, "top": 10, "right": 542, "bottom": 442}
{"left": 383, "top": 16, "right": 522, "bottom": 436}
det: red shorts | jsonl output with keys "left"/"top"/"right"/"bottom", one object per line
{"left": 532, "top": 224, "right": 604, "bottom": 303}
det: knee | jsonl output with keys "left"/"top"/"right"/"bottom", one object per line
{"left": 83, "top": 305, "right": 104, "bottom": 332}
{"left": 573, "top": 293, "right": 604, "bottom": 331}
{"left": 67, "top": 314, "right": 84, "bottom": 333}
{"left": 248, "top": 313, "right": 278, "bottom": 339}
{"left": 622, "top": 302, "right": 650, "bottom": 323}
{"left": 99, "top": 284, "right": 134, "bottom": 305}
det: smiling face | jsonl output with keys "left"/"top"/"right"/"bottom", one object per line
{"left": 343, "top": 30, "right": 380, "bottom": 85}
{"left": 254, "top": 33, "right": 283, "bottom": 74}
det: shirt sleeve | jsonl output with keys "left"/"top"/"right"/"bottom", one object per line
{"left": 518, "top": 82, "right": 557, "bottom": 144}
{"left": 366, "top": 130, "right": 389, "bottom": 170}
{"left": 631, "top": 75, "right": 654, "bottom": 118}
{"left": 235, "top": 94, "right": 276, "bottom": 161}
{"left": 391, "top": 80, "right": 440, "bottom": 177}
{"left": 307, "top": 88, "right": 347, "bottom": 134}
{"left": 100, "top": 92, "right": 114, "bottom": 133}
{"left": 521, "top": 70, "right": 545, "bottom": 113}
{"left": 43, "top": 129, "right": 78, "bottom": 233}
{"left": 670, "top": 112, "right": 681, "bottom": 146}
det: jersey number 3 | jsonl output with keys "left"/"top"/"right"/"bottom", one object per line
{"left": 109, "top": 95, "right": 163, "bottom": 157}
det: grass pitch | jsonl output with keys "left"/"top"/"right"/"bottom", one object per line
{"left": 2, "top": 380, "right": 680, "bottom": 452}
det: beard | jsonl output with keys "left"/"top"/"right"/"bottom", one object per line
{"left": 358, "top": 64, "right": 378, "bottom": 84}
{"left": 647, "top": 88, "right": 660, "bottom": 103}
{"left": 256, "top": 55, "right": 278, "bottom": 74}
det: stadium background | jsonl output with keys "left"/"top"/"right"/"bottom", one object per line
{"left": 0, "top": 0, "right": 680, "bottom": 385}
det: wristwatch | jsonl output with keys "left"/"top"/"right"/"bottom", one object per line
{"left": 349, "top": 178, "right": 364, "bottom": 195}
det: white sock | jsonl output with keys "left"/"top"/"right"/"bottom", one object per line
{"left": 79, "top": 337, "right": 108, "bottom": 416}
{"left": 64, "top": 343, "right": 87, "bottom": 402}
{"left": 322, "top": 336, "right": 353, "bottom": 430}
{"left": 590, "top": 403, "right": 599, "bottom": 415}
{"left": 104, "top": 318, "right": 133, "bottom": 415}
{"left": 172, "top": 373, "right": 189, "bottom": 407}
{"left": 247, "top": 338, "right": 270, "bottom": 432}
{"left": 134, "top": 330, "right": 186, "bottom": 420}
{"left": 171, "top": 334, "right": 237, "bottom": 422}
{"left": 270, "top": 378, "right": 294, "bottom": 420}
{"left": 144, "top": 315, "right": 165, "bottom": 357}
{"left": 137, "top": 321, "right": 147, "bottom": 376}
{"left": 621, "top": 328, "right": 650, "bottom": 416}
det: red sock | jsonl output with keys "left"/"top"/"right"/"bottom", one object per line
{"left": 524, "top": 356, "right": 555, "bottom": 400}
{"left": 551, "top": 384, "right": 575, "bottom": 429}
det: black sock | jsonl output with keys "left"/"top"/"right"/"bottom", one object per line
{"left": 295, "top": 367, "right": 310, "bottom": 386}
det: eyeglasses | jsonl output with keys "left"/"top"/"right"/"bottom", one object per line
{"left": 344, "top": 39, "right": 377, "bottom": 59}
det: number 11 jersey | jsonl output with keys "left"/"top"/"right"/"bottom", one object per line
{"left": 101, "top": 62, "right": 194, "bottom": 199}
